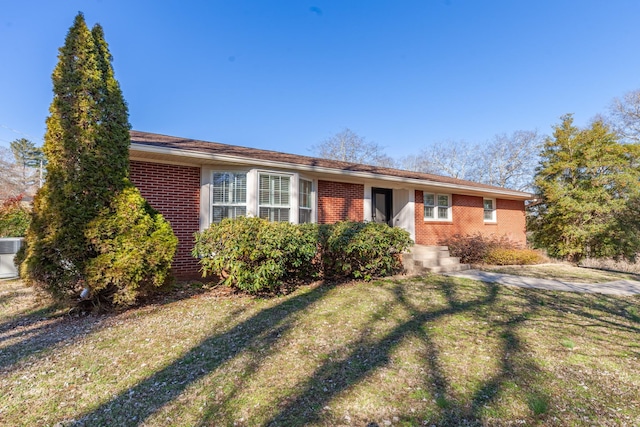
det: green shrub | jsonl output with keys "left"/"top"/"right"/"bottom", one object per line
{"left": 0, "top": 195, "right": 30, "bottom": 238}
{"left": 484, "top": 248, "right": 545, "bottom": 265}
{"left": 440, "top": 233, "right": 519, "bottom": 264}
{"left": 193, "top": 219, "right": 413, "bottom": 292}
{"left": 322, "top": 221, "right": 413, "bottom": 281}
{"left": 193, "top": 217, "right": 319, "bottom": 292}
{"left": 83, "top": 186, "right": 178, "bottom": 306}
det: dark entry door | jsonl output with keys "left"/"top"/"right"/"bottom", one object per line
{"left": 372, "top": 188, "right": 393, "bottom": 226}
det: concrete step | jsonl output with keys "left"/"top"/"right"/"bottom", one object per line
{"left": 414, "top": 256, "right": 462, "bottom": 268}
{"left": 403, "top": 245, "right": 469, "bottom": 275}
{"left": 410, "top": 245, "right": 450, "bottom": 258}
{"left": 424, "top": 264, "right": 471, "bottom": 274}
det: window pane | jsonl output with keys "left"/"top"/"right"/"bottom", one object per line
{"left": 424, "top": 193, "right": 435, "bottom": 206}
{"left": 212, "top": 172, "right": 247, "bottom": 223}
{"left": 484, "top": 199, "right": 493, "bottom": 210}
{"left": 259, "top": 174, "right": 290, "bottom": 206}
{"left": 259, "top": 207, "right": 290, "bottom": 222}
{"left": 299, "top": 208, "right": 312, "bottom": 224}
{"left": 437, "top": 195, "right": 449, "bottom": 207}
{"left": 299, "top": 179, "right": 312, "bottom": 208}
{"left": 280, "top": 176, "right": 290, "bottom": 205}
{"left": 259, "top": 175, "right": 271, "bottom": 205}
{"left": 438, "top": 207, "right": 448, "bottom": 219}
{"left": 424, "top": 206, "right": 434, "bottom": 218}
{"left": 484, "top": 210, "right": 493, "bottom": 221}
{"left": 212, "top": 173, "right": 229, "bottom": 204}
{"left": 234, "top": 174, "right": 247, "bottom": 203}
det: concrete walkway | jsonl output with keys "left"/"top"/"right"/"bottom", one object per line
{"left": 444, "top": 269, "right": 640, "bottom": 296}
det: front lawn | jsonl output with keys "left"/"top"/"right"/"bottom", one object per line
{"left": 1, "top": 274, "right": 639, "bottom": 426}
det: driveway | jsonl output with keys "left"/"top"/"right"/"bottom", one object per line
{"left": 445, "top": 269, "right": 640, "bottom": 296}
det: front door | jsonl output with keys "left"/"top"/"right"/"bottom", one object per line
{"left": 372, "top": 188, "right": 393, "bottom": 226}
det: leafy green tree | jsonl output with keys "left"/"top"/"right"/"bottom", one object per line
{"left": 21, "top": 13, "right": 177, "bottom": 306}
{"left": 528, "top": 114, "right": 640, "bottom": 261}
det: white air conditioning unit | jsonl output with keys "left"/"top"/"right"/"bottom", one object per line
{"left": 0, "top": 238, "right": 23, "bottom": 279}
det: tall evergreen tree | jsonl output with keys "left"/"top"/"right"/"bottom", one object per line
{"left": 21, "top": 13, "right": 176, "bottom": 305}
{"left": 528, "top": 114, "right": 640, "bottom": 261}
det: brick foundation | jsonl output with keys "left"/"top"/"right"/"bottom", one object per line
{"left": 130, "top": 161, "right": 201, "bottom": 278}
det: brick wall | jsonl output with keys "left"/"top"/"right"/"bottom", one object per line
{"left": 317, "top": 180, "right": 364, "bottom": 223}
{"left": 493, "top": 198, "right": 527, "bottom": 245}
{"left": 414, "top": 190, "right": 526, "bottom": 246}
{"left": 130, "top": 161, "right": 201, "bottom": 277}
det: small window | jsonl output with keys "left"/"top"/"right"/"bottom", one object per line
{"left": 484, "top": 198, "right": 496, "bottom": 222}
{"left": 259, "top": 173, "right": 290, "bottom": 222}
{"left": 299, "top": 179, "right": 313, "bottom": 223}
{"left": 212, "top": 172, "right": 247, "bottom": 223}
{"left": 424, "top": 193, "right": 451, "bottom": 221}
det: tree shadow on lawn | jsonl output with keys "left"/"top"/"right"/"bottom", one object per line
{"left": 261, "top": 277, "right": 553, "bottom": 426}
{"left": 51, "top": 275, "right": 640, "bottom": 426}
{"left": 73, "top": 280, "right": 336, "bottom": 426}
{"left": 0, "top": 279, "right": 216, "bottom": 374}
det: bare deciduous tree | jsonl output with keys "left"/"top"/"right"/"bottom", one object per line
{"left": 609, "top": 89, "right": 640, "bottom": 143}
{"left": 0, "top": 147, "right": 23, "bottom": 199}
{"left": 312, "top": 128, "right": 396, "bottom": 167}
{"left": 413, "top": 140, "right": 479, "bottom": 179}
{"left": 474, "top": 130, "right": 541, "bottom": 191}
{"left": 404, "top": 131, "right": 540, "bottom": 191}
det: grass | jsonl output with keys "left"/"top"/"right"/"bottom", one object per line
{"left": 580, "top": 257, "right": 640, "bottom": 275}
{"left": 1, "top": 274, "right": 639, "bottom": 426}
{"left": 482, "top": 263, "right": 640, "bottom": 283}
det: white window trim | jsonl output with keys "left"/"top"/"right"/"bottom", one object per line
{"left": 484, "top": 198, "right": 497, "bottom": 223}
{"left": 258, "top": 171, "right": 293, "bottom": 223}
{"left": 298, "top": 178, "right": 313, "bottom": 224}
{"left": 210, "top": 171, "right": 248, "bottom": 224}
{"left": 423, "top": 192, "right": 452, "bottom": 222}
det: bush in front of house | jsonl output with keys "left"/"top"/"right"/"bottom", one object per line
{"left": 441, "top": 233, "right": 546, "bottom": 265}
{"left": 193, "top": 219, "right": 413, "bottom": 292}
{"left": 483, "top": 248, "right": 545, "bottom": 265}
{"left": 192, "top": 216, "right": 319, "bottom": 292}
{"left": 321, "top": 221, "right": 413, "bottom": 281}
{"left": 0, "top": 195, "right": 30, "bottom": 238}
{"left": 83, "top": 186, "right": 178, "bottom": 306}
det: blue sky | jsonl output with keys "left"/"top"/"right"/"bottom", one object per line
{"left": 1, "top": 1, "right": 639, "bottom": 159}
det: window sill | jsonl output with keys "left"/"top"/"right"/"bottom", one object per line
{"left": 423, "top": 219, "right": 453, "bottom": 224}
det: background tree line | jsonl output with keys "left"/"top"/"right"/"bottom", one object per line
{"left": 313, "top": 89, "right": 640, "bottom": 194}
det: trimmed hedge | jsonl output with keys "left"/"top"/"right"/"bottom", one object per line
{"left": 484, "top": 248, "right": 545, "bottom": 265}
{"left": 321, "top": 221, "right": 413, "bottom": 281}
{"left": 193, "top": 217, "right": 319, "bottom": 292}
{"left": 193, "top": 218, "right": 413, "bottom": 292}
{"left": 441, "top": 232, "right": 544, "bottom": 265}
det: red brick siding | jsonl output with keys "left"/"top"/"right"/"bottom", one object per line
{"left": 130, "top": 161, "right": 201, "bottom": 277}
{"left": 317, "top": 180, "right": 364, "bottom": 223}
{"left": 494, "top": 198, "right": 527, "bottom": 245}
{"left": 414, "top": 190, "right": 526, "bottom": 246}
